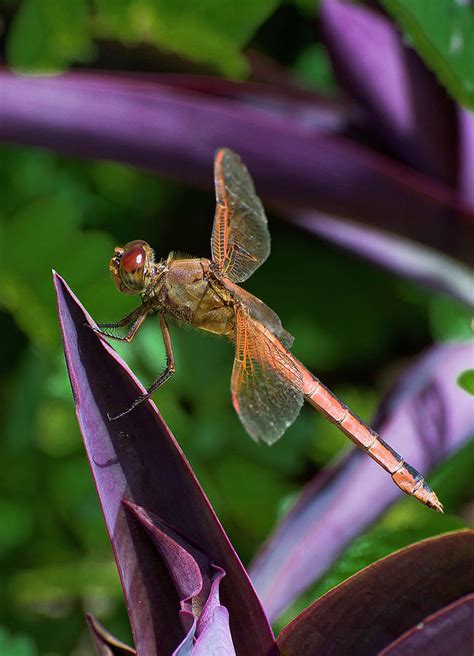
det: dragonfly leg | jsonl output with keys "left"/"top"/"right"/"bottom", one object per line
{"left": 108, "top": 313, "right": 175, "bottom": 420}
{"left": 92, "top": 307, "right": 148, "bottom": 342}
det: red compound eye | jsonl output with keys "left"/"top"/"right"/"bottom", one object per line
{"left": 121, "top": 245, "right": 146, "bottom": 273}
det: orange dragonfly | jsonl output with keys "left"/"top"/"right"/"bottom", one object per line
{"left": 94, "top": 148, "right": 442, "bottom": 512}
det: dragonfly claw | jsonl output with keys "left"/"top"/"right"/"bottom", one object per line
{"left": 85, "top": 322, "right": 102, "bottom": 335}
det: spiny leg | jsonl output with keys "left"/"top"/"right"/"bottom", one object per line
{"left": 91, "top": 306, "right": 148, "bottom": 343}
{"left": 108, "top": 313, "right": 175, "bottom": 420}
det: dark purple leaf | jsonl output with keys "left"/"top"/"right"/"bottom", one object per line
{"left": 292, "top": 212, "right": 474, "bottom": 307}
{"left": 86, "top": 614, "right": 136, "bottom": 656}
{"left": 250, "top": 341, "right": 474, "bottom": 620}
{"left": 1, "top": 71, "right": 472, "bottom": 261}
{"left": 276, "top": 530, "right": 474, "bottom": 656}
{"left": 379, "top": 593, "right": 474, "bottom": 656}
{"left": 319, "top": 0, "right": 458, "bottom": 184}
{"left": 459, "top": 109, "right": 474, "bottom": 206}
{"left": 123, "top": 501, "right": 236, "bottom": 655}
{"left": 54, "top": 273, "right": 275, "bottom": 656}
{"left": 123, "top": 502, "right": 208, "bottom": 606}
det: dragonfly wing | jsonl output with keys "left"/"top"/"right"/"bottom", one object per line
{"left": 211, "top": 148, "right": 270, "bottom": 282}
{"left": 221, "top": 277, "right": 294, "bottom": 348}
{"left": 231, "top": 309, "right": 304, "bottom": 445}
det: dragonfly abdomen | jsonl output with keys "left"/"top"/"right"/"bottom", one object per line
{"left": 301, "top": 374, "right": 443, "bottom": 512}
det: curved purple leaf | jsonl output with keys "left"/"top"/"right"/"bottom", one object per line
{"left": 53, "top": 273, "right": 275, "bottom": 656}
{"left": 192, "top": 607, "right": 235, "bottom": 656}
{"left": 276, "top": 530, "right": 474, "bottom": 656}
{"left": 250, "top": 341, "right": 474, "bottom": 620}
{"left": 97, "top": 72, "right": 348, "bottom": 132}
{"left": 1, "top": 71, "right": 473, "bottom": 261}
{"left": 292, "top": 212, "right": 474, "bottom": 307}
{"left": 123, "top": 501, "right": 236, "bottom": 655}
{"left": 86, "top": 614, "right": 136, "bottom": 655}
{"left": 123, "top": 503, "right": 209, "bottom": 606}
{"left": 320, "top": 0, "right": 457, "bottom": 184}
{"left": 379, "top": 593, "right": 474, "bottom": 656}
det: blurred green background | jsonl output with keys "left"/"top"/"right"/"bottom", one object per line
{"left": 0, "top": 1, "right": 473, "bottom": 654}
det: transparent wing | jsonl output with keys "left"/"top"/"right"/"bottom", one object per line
{"left": 221, "top": 277, "right": 294, "bottom": 348}
{"left": 231, "top": 309, "right": 304, "bottom": 445}
{"left": 211, "top": 148, "right": 270, "bottom": 282}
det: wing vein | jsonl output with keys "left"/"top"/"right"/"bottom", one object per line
{"left": 211, "top": 148, "right": 270, "bottom": 282}
{"left": 231, "top": 309, "right": 304, "bottom": 445}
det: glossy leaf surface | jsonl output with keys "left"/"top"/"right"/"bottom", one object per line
{"left": 379, "top": 593, "right": 474, "bottom": 656}
{"left": 277, "top": 531, "right": 474, "bottom": 656}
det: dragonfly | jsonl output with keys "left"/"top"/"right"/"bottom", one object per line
{"left": 94, "top": 147, "right": 443, "bottom": 513}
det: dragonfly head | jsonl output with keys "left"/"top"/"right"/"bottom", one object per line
{"left": 110, "top": 240, "right": 155, "bottom": 295}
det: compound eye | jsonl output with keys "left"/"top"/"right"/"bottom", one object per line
{"left": 121, "top": 245, "right": 146, "bottom": 274}
{"left": 110, "top": 240, "right": 153, "bottom": 295}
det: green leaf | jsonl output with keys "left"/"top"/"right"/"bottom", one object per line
{"left": 429, "top": 294, "right": 473, "bottom": 341}
{"left": 214, "top": 455, "right": 292, "bottom": 542}
{"left": 458, "top": 369, "right": 474, "bottom": 395}
{"left": 0, "top": 500, "right": 33, "bottom": 556}
{"left": 380, "top": 0, "right": 474, "bottom": 109}
{"left": 94, "top": 0, "right": 281, "bottom": 77}
{"left": 7, "top": 0, "right": 93, "bottom": 72}
{"left": 293, "top": 43, "right": 337, "bottom": 93}
{"left": 11, "top": 561, "right": 122, "bottom": 608}
{"left": 0, "top": 628, "right": 37, "bottom": 656}
{"left": 291, "top": 0, "right": 321, "bottom": 18}
{"left": 0, "top": 192, "right": 119, "bottom": 349}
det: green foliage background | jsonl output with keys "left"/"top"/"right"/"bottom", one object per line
{"left": 0, "top": 1, "right": 472, "bottom": 654}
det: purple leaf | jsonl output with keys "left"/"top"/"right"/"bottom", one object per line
{"left": 250, "top": 341, "right": 474, "bottom": 620}
{"left": 123, "top": 501, "right": 236, "bottom": 655}
{"left": 53, "top": 273, "right": 275, "bottom": 656}
{"left": 379, "top": 593, "right": 474, "bottom": 656}
{"left": 1, "top": 71, "right": 472, "bottom": 261}
{"left": 123, "top": 502, "right": 210, "bottom": 608}
{"left": 459, "top": 109, "right": 474, "bottom": 206}
{"left": 276, "top": 530, "right": 474, "bottom": 656}
{"left": 292, "top": 212, "right": 474, "bottom": 307}
{"left": 111, "top": 72, "right": 348, "bottom": 132}
{"left": 172, "top": 631, "right": 194, "bottom": 656}
{"left": 86, "top": 614, "right": 136, "bottom": 655}
{"left": 319, "top": 0, "right": 457, "bottom": 184}
{"left": 192, "top": 607, "right": 235, "bottom": 656}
